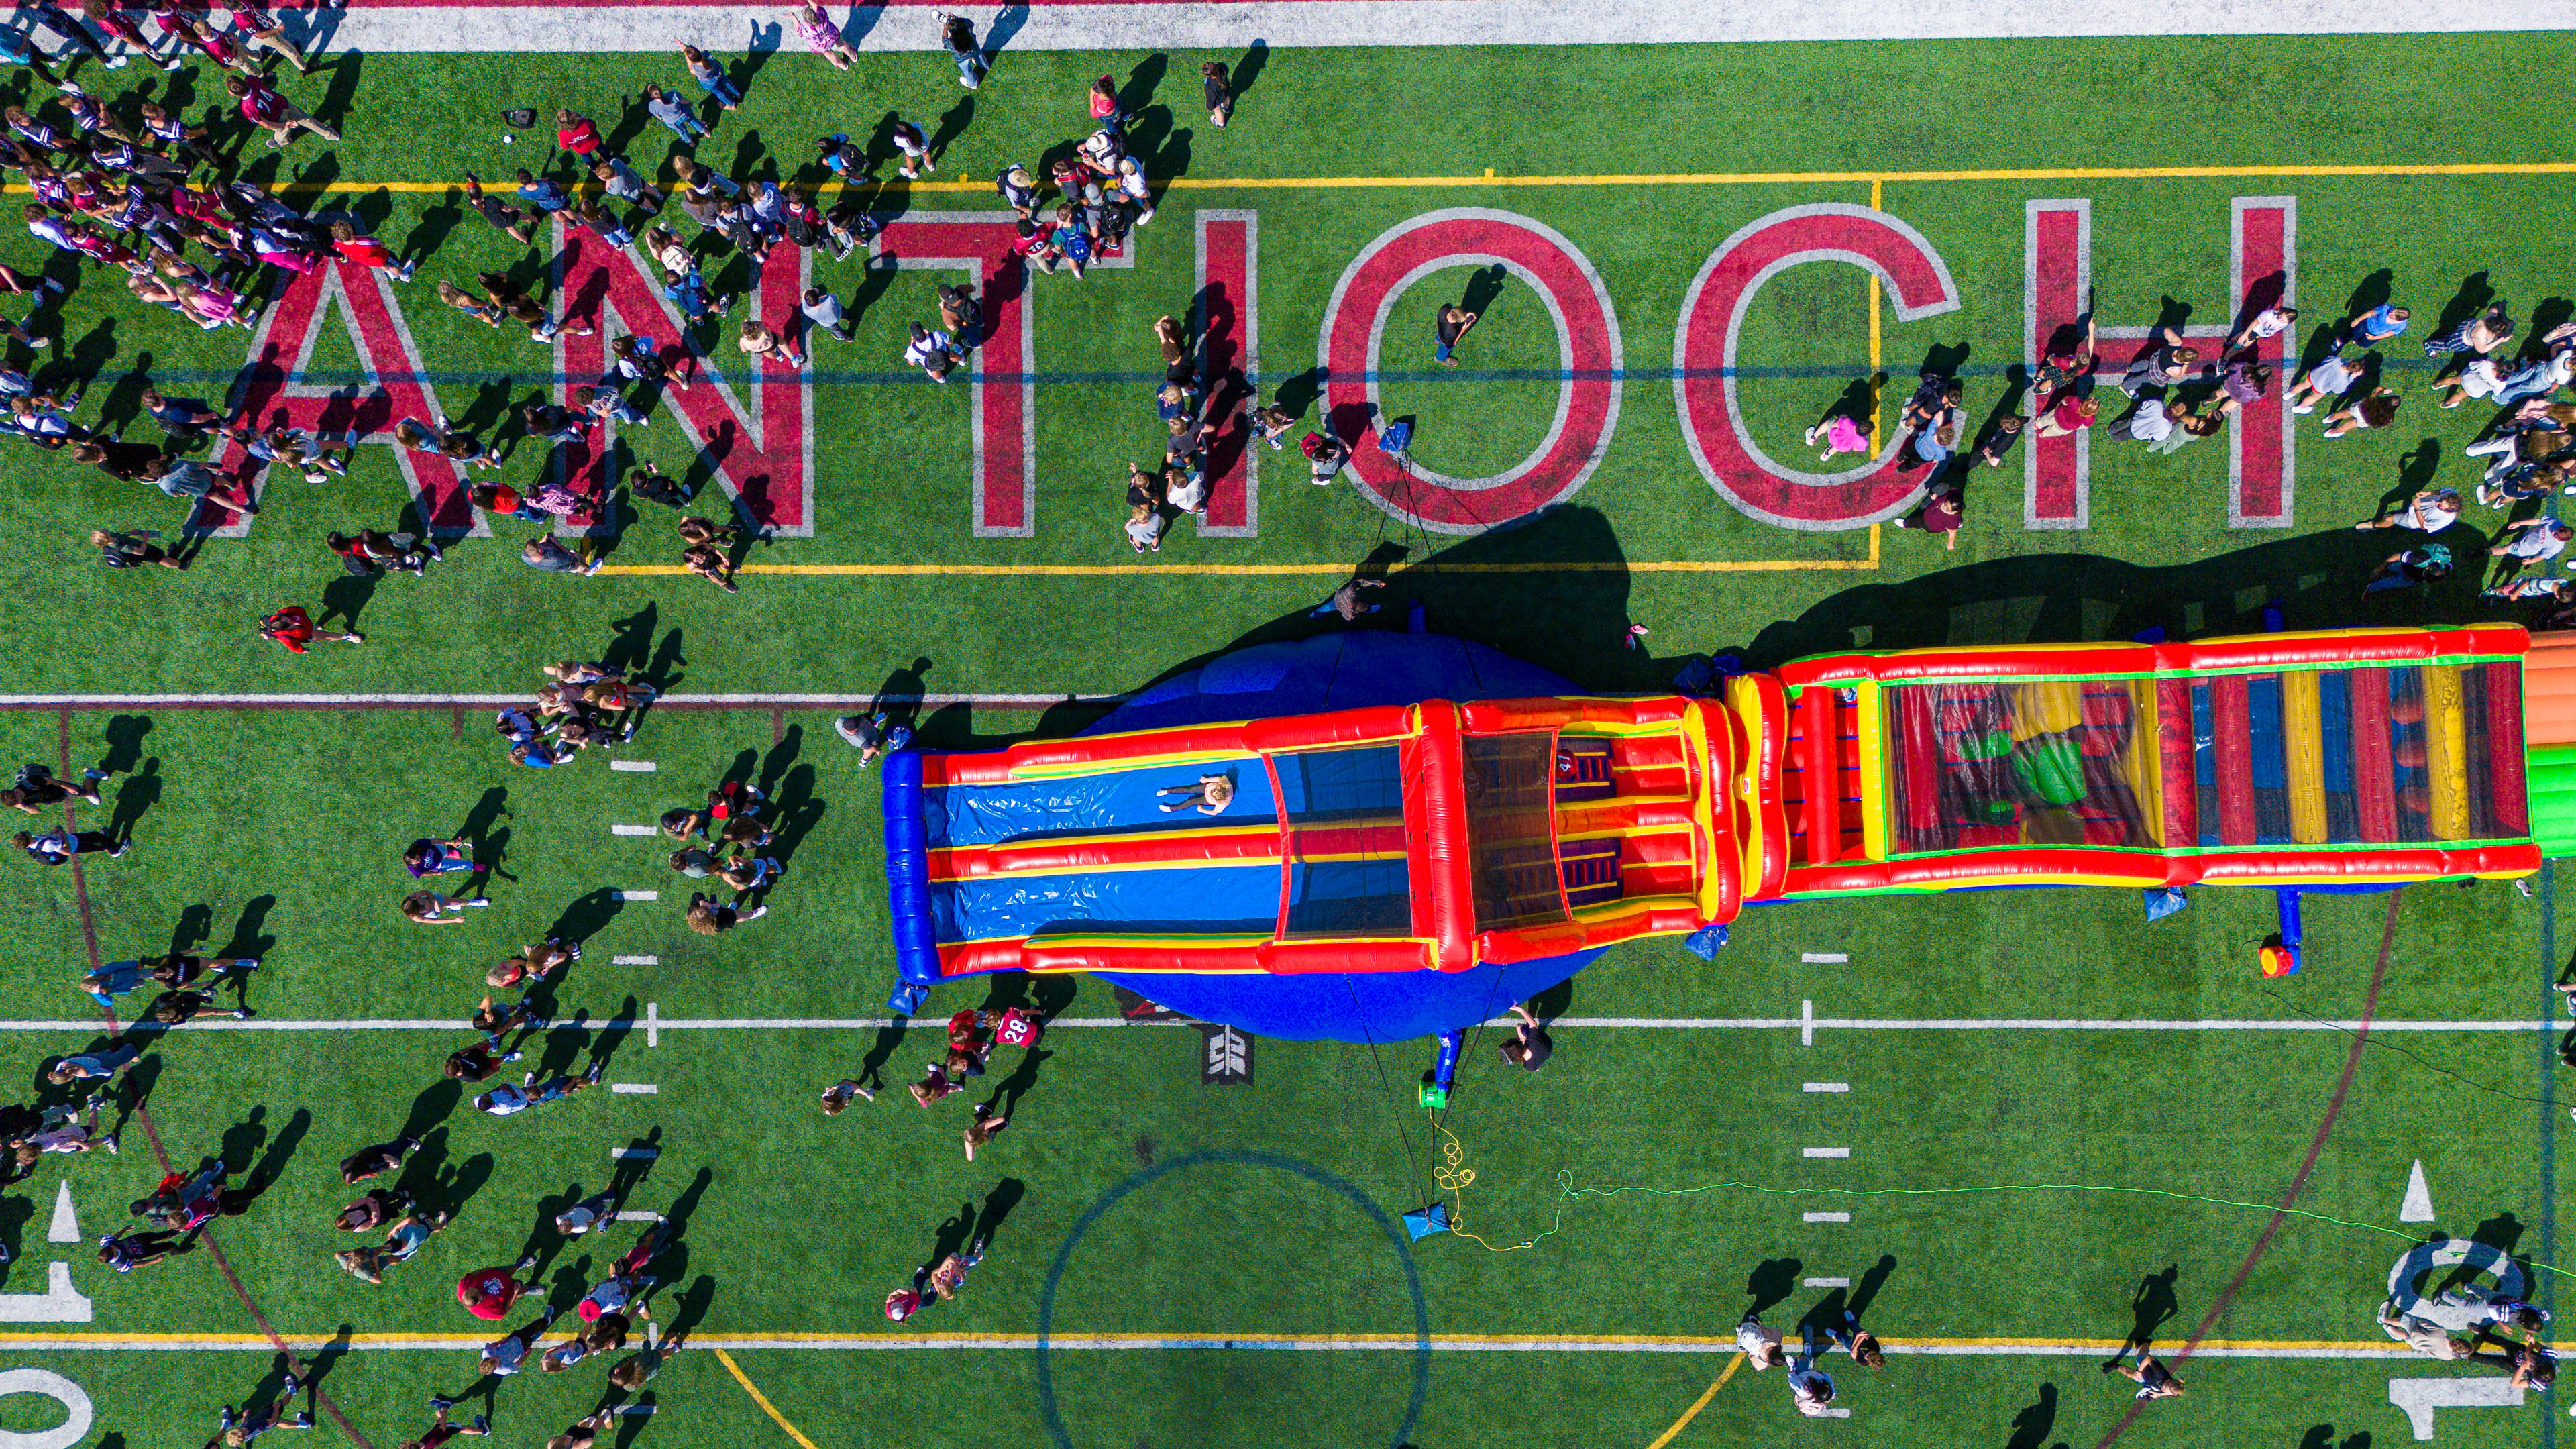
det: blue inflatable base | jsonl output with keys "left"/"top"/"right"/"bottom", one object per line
{"left": 1089, "top": 631, "right": 1599, "bottom": 1044}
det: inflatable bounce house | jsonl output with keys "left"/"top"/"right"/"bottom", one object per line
{"left": 880, "top": 625, "right": 2576, "bottom": 1042}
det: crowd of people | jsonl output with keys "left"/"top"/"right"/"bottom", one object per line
{"left": 7, "top": 1, "right": 2570, "bottom": 1434}
{"left": 0, "top": 1, "right": 1292, "bottom": 614}
{"left": 1868, "top": 292, "right": 2576, "bottom": 610}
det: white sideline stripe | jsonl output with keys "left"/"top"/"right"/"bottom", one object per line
{"left": 619, "top": 891, "right": 659, "bottom": 902}
{"left": 610, "top": 824, "right": 657, "bottom": 837}
{"left": 0, "top": 1336, "right": 2436, "bottom": 1358}
{"left": 1803, "top": 1083, "right": 1850, "bottom": 1093}
{"left": 0, "top": 692, "right": 1116, "bottom": 707}
{"left": 1817, "top": 1409, "right": 1854, "bottom": 1418}
{"left": 98, "top": 1, "right": 2576, "bottom": 56}
{"left": 611, "top": 955, "right": 659, "bottom": 966}
{"left": 1804, "top": 1277, "right": 1853, "bottom": 1288}
{"left": 0, "top": 1016, "right": 2532, "bottom": 1034}
{"left": 1495, "top": 1018, "right": 2553, "bottom": 1032}
{"left": 615, "top": 1212, "right": 662, "bottom": 1222}
{"left": 610, "top": 1084, "right": 658, "bottom": 1095}
{"left": 1801, "top": 953, "right": 1849, "bottom": 963}
{"left": 1804, "top": 1212, "right": 1852, "bottom": 1223}
{"left": 608, "top": 761, "right": 659, "bottom": 773}
{"left": 1804, "top": 1148, "right": 1851, "bottom": 1159}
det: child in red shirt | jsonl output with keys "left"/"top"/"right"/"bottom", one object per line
{"left": 555, "top": 109, "right": 601, "bottom": 163}
{"left": 258, "top": 606, "right": 362, "bottom": 652}
{"left": 329, "top": 221, "right": 416, "bottom": 282}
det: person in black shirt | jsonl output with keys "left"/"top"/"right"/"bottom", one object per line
{"left": 1499, "top": 1002, "right": 1553, "bottom": 1071}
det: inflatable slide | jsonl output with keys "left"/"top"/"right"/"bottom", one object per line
{"left": 880, "top": 625, "right": 2573, "bottom": 1039}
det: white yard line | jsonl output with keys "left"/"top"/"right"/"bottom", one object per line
{"left": 610, "top": 825, "right": 658, "bottom": 837}
{"left": 1804, "top": 1277, "right": 1854, "bottom": 1288}
{"left": 1803, "top": 1148, "right": 1852, "bottom": 1159}
{"left": 611, "top": 955, "right": 660, "bottom": 966}
{"left": 0, "top": 1335, "right": 2431, "bottom": 1358}
{"left": 608, "top": 761, "right": 659, "bottom": 773}
{"left": 1803, "top": 1083, "right": 1850, "bottom": 1093}
{"left": 0, "top": 1016, "right": 2530, "bottom": 1034}
{"left": 1801, "top": 953, "right": 1849, "bottom": 963}
{"left": 1804, "top": 1212, "right": 1852, "bottom": 1223}
{"left": 619, "top": 890, "right": 659, "bottom": 902}
{"left": 611, "top": 1084, "right": 659, "bottom": 1095}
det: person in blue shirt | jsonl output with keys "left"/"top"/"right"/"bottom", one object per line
{"left": 512, "top": 169, "right": 571, "bottom": 214}
{"left": 2344, "top": 301, "right": 2410, "bottom": 347}
{"left": 660, "top": 264, "right": 731, "bottom": 326}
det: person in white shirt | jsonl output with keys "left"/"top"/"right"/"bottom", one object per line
{"left": 904, "top": 323, "right": 959, "bottom": 383}
{"left": 479, "top": 1307, "right": 558, "bottom": 1377}
{"left": 1112, "top": 156, "right": 1154, "bottom": 225}
{"left": 1788, "top": 1362, "right": 1839, "bottom": 1416}
{"left": 1733, "top": 1312, "right": 1788, "bottom": 1368}
{"left": 2226, "top": 304, "right": 2298, "bottom": 354}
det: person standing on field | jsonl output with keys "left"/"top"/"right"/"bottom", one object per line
{"left": 1434, "top": 303, "right": 1478, "bottom": 367}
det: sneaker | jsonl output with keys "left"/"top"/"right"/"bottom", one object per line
{"left": 105, "top": 55, "right": 127, "bottom": 67}
{"left": 513, "top": 1253, "right": 536, "bottom": 1273}
{"left": 292, "top": 1415, "right": 312, "bottom": 1428}
{"left": 502, "top": 1049, "right": 522, "bottom": 1063}
{"left": 106, "top": 841, "right": 127, "bottom": 858}
{"left": 100, "top": 1134, "right": 118, "bottom": 1155}
{"left": 854, "top": 1085, "right": 876, "bottom": 1102}
{"left": 743, "top": 906, "right": 767, "bottom": 920}
{"left": 279, "top": 1373, "right": 300, "bottom": 1396}
{"left": 471, "top": 1416, "right": 489, "bottom": 1434}
{"left": 426, "top": 1397, "right": 453, "bottom": 1413}
{"left": 221, "top": 1407, "right": 238, "bottom": 1432}
{"left": 233, "top": 1006, "right": 256, "bottom": 1020}
{"left": 584, "top": 1061, "right": 604, "bottom": 1085}
{"left": 237, "top": 959, "right": 259, "bottom": 971}
{"left": 396, "top": 259, "right": 418, "bottom": 282}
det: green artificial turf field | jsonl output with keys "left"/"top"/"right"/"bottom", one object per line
{"left": 0, "top": 23, "right": 2571, "bottom": 1449}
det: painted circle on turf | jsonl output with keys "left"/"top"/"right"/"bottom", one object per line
{"left": 2385, "top": 1238, "right": 2530, "bottom": 1311}
{"left": 1319, "top": 208, "right": 1623, "bottom": 535}
{"left": 1672, "top": 203, "right": 1962, "bottom": 531}
{"left": 0, "top": 1371, "right": 91, "bottom": 1449}
{"left": 1035, "top": 1149, "right": 1430, "bottom": 1449}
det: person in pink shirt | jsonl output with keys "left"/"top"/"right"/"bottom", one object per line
{"left": 791, "top": 3, "right": 859, "bottom": 68}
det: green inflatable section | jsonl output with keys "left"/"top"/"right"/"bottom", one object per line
{"left": 2528, "top": 742, "right": 2576, "bottom": 857}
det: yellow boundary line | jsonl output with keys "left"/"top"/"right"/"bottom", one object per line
{"left": 712, "top": 1348, "right": 826, "bottom": 1449}
{"left": 0, "top": 1331, "right": 2415, "bottom": 1350}
{"left": 1866, "top": 176, "right": 1884, "bottom": 454}
{"left": 595, "top": 535, "right": 1882, "bottom": 578}
{"left": 168, "top": 160, "right": 2576, "bottom": 195}
{"left": 1644, "top": 1353, "right": 1742, "bottom": 1449}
